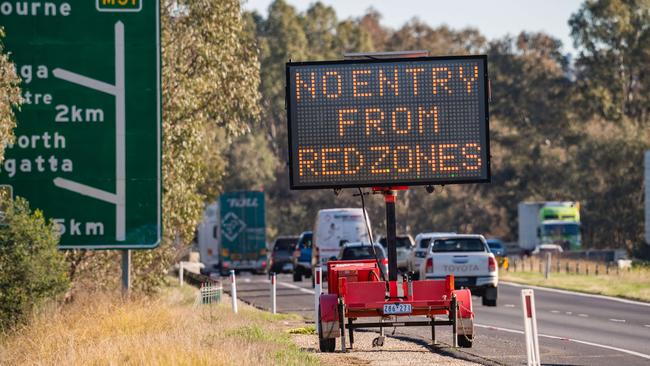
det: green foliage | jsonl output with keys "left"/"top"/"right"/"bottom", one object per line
{"left": 0, "top": 198, "right": 69, "bottom": 330}
{"left": 131, "top": 0, "right": 261, "bottom": 292}
{"left": 570, "top": 0, "right": 650, "bottom": 123}
{"left": 222, "top": 132, "right": 279, "bottom": 192}
{"left": 0, "top": 26, "right": 22, "bottom": 162}
{"left": 64, "top": 0, "right": 262, "bottom": 294}
{"left": 243, "top": 0, "right": 650, "bottom": 257}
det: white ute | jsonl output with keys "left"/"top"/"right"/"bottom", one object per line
{"left": 419, "top": 234, "right": 498, "bottom": 306}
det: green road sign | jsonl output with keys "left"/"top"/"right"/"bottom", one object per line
{"left": 0, "top": 1, "right": 161, "bottom": 249}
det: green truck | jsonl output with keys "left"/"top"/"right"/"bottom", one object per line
{"left": 518, "top": 201, "right": 581, "bottom": 251}
{"left": 218, "top": 191, "right": 267, "bottom": 275}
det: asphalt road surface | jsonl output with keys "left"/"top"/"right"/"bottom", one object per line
{"left": 230, "top": 272, "right": 650, "bottom": 366}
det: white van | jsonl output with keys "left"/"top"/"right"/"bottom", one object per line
{"left": 312, "top": 208, "right": 372, "bottom": 278}
{"left": 198, "top": 202, "right": 220, "bottom": 274}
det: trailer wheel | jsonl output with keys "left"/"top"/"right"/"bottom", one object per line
{"left": 482, "top": 286, "right": 498, "bottom": 307}
{"left": 293, "top": 271, "right": 302, "bottom": 282}
{"left": 457, "top": 334, "right": 473, "bottom": 348}
{"left": 318, "top": 304, "right": 336, "bottom": 352}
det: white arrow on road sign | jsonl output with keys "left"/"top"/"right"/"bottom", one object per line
{"left": 52, "top": 21, "right": 126, "bottom": 241}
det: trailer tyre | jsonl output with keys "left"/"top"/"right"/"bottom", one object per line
{"left": 318, "top": 304, "right": 336, "bottom": 352}
{"left": 457, "top": 334, "right": 473, "bottom": 348}
{"left": 482, "top": 286, "right": 498, "bottom": 307}
{"left": 293, "top": 271, "right": 302, "bottom": 282}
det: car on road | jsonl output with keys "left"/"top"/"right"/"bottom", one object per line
{"left": 407, "top": 232, "right": 456, "bottom": 279}
{"left": 312, "top": 208, "right": 373, "bottom": 279}
{"left": 338, "top": 242, "right": 388, "bottom": 279}
{"left": 292, "top": 231, "right": 313, "bottom": 282}
{"left": 419, "top": 234, "right": 498, "bottom": 306}
{"left": 377, "top": 234, "right": 414, "bottom": 270}
{"left": 486, "top": 238, "right": 506, "bottom": 257}
{"left": 268, "top": 236, "right": 299, "bottom": 274}
{"left": 532, "top": 243, "right": 564, "bottom": 256}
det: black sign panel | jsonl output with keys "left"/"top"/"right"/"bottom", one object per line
{"left": 286, "top": 55, "right": 490, "bottom": 190}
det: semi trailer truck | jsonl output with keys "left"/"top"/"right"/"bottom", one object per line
{"left": 518, "top": 201, "right": 581, "bottom": 251}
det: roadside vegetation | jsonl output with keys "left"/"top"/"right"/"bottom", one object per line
{"left": 502, "top": 261, "right": 650, "bottom": 302}
{"left": 0, "top": 197, "right": 69, "bottom": 330}
{"left": 0, "top": 283, "right": 319, "bottom": 365}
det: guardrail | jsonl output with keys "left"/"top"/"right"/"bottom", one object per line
{"left": 507, "top": 256, "right": 632, "bottom": 276}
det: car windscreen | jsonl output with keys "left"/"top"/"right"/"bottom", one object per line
{"left": 488, "top": 242, "right": 503, "bottom": 249}
{"left": 273, "top": 238, "right": 297, "bottom": 252}
{"left": 431, "top": 238, "right": 486, "bottom": 253}
{"left": 342, "top": 246, "right": 385, "bottom": 260}
{"left": 298, "top": 233, "right": 312, "bottom": 248}
{"left": 419, "top": 238, "right": 431, "bottom": 249}
{"left": 379, "top": 237, "right": 412, "bottom": 248}
{"left": 542, "top": 223, "right": 579, "bottom": 236}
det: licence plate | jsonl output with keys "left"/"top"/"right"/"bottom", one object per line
{"left": 282, "top": 263, "right": 293, "bottom": 271}
{"left": 383, "top": 303, "right": 412, "bottom": 315}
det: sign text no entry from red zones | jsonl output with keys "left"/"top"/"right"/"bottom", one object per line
{"left": 285, "top": 55, "right": 490, "bottom": 189}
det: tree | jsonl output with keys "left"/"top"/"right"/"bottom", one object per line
{"left": 222, "top": 132, "right": 278, "bottom": 192}
{"left": 0, "top": 198, "right": 69, "bottom": 330}
{"left": 570, "top": 0, "right": 650, "bottom": 123}
{"left": 65, "top": 0, "right": 262, "bottom": 293}
{"left": 0, "top": 27, "right": 21, "bottom": 161}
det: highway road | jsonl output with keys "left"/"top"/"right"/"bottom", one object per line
{"left": 231, "top": 272, "right": 650, "bottom": 366}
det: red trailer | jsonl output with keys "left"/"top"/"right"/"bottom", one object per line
{"left": 317, "top": 258, "right": 474, "bottom": 352}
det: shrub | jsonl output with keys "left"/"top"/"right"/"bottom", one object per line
{"left": 0, "top": 197, "right": 69, "bottom": 330}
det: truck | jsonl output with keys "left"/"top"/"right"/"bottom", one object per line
{"left": 197, "top": 202, "right": 220, "bottom": 274}
{"left": 518, "top": 201, "right": 581, "bottom": 251}
{"left": 198, "top": 191, "right": 267, "bottom": 276}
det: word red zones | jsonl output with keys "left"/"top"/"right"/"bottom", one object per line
{"left": 286, "top": 55, "right": 490, "bottom": 189}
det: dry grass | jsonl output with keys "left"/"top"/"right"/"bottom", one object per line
{"left": 503, "top": 259, "right": 650, "bottom": 302}
{"left": 0, "top": 283, "right": 319, "bottom": 366}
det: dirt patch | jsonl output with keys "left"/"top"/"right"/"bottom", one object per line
{"left": 292, "top": 329, "right": 480, "bottom": 366}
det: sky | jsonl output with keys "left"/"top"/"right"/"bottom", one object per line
{"left": 243, "top": 0, "right": 584, "bottom": 55}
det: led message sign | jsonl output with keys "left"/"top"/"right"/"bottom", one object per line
{"left": 286, "top": 55, "right": 490, "bottom": 189}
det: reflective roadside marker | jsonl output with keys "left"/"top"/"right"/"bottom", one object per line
{"left": 521, "top": 289, "right": 540, "bottom": 366}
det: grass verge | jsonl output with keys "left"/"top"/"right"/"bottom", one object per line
{"left": 501, "top": 268, "right": 650, "bottom": 302}
{"left": 0, "top": 282, "right": 319, "bottom": 366}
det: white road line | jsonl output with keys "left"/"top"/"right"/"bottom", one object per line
{"left": 644, "top": 325, "right": 650, "bottom": 328}
{"left": 550, "top": 310, "right": 560, "bottom": 314}
{"left": 609, "top": 318, "right": 626, "bottom": 323}
{"left": 501, "top": 282, "right": 650, "bottom": 307}
{"left": 276, "top": 281, "right": 316, "bottom": 295}
{"left": 504, "top": 304, "right": 515, "bottom": 308}
{"left": 578, "top": 314, "right": 589, "bottom": 318}
{"left": 565, "top": 311, "right": 573, "bottom": 315}
{"left": 475, "top": 323, "right": 650, "bottom": 360}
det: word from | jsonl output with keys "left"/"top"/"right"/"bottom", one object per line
{"left": 337, "top": 105, "right": 439, "bottom": 137}
{"left": 0, "top": 156, "right": 73, "bottom": 178}
{"left": 0, "top": 2, "right": 70, "bottom": 16}
{"left": 295, "top": 65, "right": 478, "bottom": 101}
{"left": 298, "top": 143, "right": 481, "bottom": 177}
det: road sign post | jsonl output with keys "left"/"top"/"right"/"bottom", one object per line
{"left": 0, "top": 1, "right": 161, "bottom": 249}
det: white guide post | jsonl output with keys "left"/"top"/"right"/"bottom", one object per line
{"left": 230, "top": 270, "right": 238, "bottom": 314}
{"left": 314, "top": 266, "right": 322, "bottom": 333}
{"left": 52, "top": 21, "right": 126, "bottom": 241}
{"left": 521, "top": 289, "right": 541, "bottom": 366}
{"left": 179, "top": 261, "right": 184, "bottom": 286}
{"left": 271, "top": 272, "right": 277, "bottom": 314}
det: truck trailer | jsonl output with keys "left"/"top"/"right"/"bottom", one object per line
{"left": 518, "top": 201, "right": 581, "bottom": 251}
{"left": 198, "top": 191, "right": 267, "bottom": 276}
